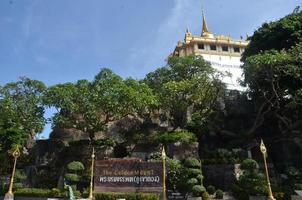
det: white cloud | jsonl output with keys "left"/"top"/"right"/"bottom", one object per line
{"left": 125, "top": 0, "right": 201, "bottom": 78}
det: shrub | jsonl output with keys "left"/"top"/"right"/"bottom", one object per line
{"left": 64, "top": 173, "right": 80, "bottom": 182}
{"left": 207, "top": 185, "right": 216, "bottom": 195}
{"left": 187, "top": 178, "right": 199, "bottom": 186}
{"left": 0, "top": 184, "right": 6, "bottom": 195}
{"left": 14, "top": 188, "right": 52, "bottom": 197}
{"left": 215, "top": 189, "right": 224, "bottom": 199}
{"left": 240, "top": 159, "right": 258, "bottom": 171}
{"left": 186, "top": 168, "right": 202, "bottom": 177}
{"left": 196, "top": 174, "right": 204, "bottom": 182}
{"left": 67, "top": 161, "right": 85, "bottom": 172}
{"left": 184, "top": 157, "right": 201, "bottom": 168}
{"left": 192, "top": 185, "right": 206, "bottom": 196}
{"left": 202, "top": 191, "right": 210, "bottom": 200}
{"left": 51, "top": 188, "right": 61, "bottom": 197}
{"left": 95, "top": 192, "right": 159, "bottom": 200}
{"left": 231, "top": 184, "right": 248, "bottom": 200}
{"left": 93, "top": 138, "right": 116, "bottom": 147}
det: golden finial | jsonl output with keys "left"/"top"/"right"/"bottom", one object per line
{"left": 202, "top": 10, "right": 210, "bottom": 34}
{"left": 260, "top": 139, "right": 267, "bottom": 155}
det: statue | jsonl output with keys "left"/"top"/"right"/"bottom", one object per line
{"left": 64, "top": 179, "right": 75, "bottom": 200}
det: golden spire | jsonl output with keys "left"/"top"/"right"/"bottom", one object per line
{"left": 201, "top": 10, "right": 214, "bottom": 38}
{"left": 202, "top": 10, "right": 210, "bottom": 34}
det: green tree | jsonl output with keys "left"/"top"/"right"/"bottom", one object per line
{"left": 0, "top": 77, "right": 46, "bottom": 150}
{"left": 241, "top": 10, "right": 302, "bottom": 136}
{"left": 242, "top": 43, "right": 302, "bottom": 136}
{"left": 44, "top": 68, "right": 156, "bottom": 141}
{"left": 144, "top": 56, "right": 225, "bottom": 129}
{"left": 242, "top": 10, "right": 302, "bottom": 60}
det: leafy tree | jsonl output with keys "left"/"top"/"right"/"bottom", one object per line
{"left": 44, "top": 68, "right": 156, "bottom": 141}
{"left": 241, "top": 10, "right": 302, "bottom": 137}
{"left": 0, "top": 77, "right": 46, "bottom": 150}
{"left": 242, "top": 10, "right": 302, "bottom": 60}
{"left": 144, "top": 56, "right": 225, "bottom": 130}
{"left": 242, "top": 43, "right": 302, "bottom": 136}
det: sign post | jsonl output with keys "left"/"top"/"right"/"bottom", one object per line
{"left": 4, "top": 146, "right": 21, "bottom": 200}
{"left": 161, "top": 147, "right": 167, "bottom": 200}
{"left": 260, "top": 139, "right": 275, "bottom": 200}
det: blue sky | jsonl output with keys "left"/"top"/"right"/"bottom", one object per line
{"left": 0, "top": 0, "right": 300, "bottom": 138}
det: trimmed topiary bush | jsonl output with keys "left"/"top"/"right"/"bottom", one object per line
{"left": 64, "top": 173, "right": 80, "bottom": 182}
{"left": 187, "top": 178, "right": 199, "bottom": 187}
{"left": 67, "top": 161, "right": 85, "bottom": 172}
{"left": 240, "top": 159, "right": 258, "bottom": 171}
{"left": 196, "top": 174, "right": 204, "bottom": 182}
{"left": 192, "top": 185, "right": 206, "bottom": 196}
{"left": 207, "top": 185, "right": 216, "bottom": 195}
{"left": 184, "top": 157, "right": 201, "bottom": 168}
{"left": 186, "top": 168, "right": 202, "bottom": 177}
{"left": 215, "top": 189, "right": 224, "bottom": 199}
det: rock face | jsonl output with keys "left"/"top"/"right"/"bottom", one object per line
{"left": 167, "top": 142, "right": 199, "bottom": 160}
{"left": 203, "top": 164, "right": 241, "bottom": 190}
{"left": 49, "top": 114, "right": 147, "bottom": 142}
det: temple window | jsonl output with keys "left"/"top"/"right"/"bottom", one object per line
{"left": 198, "top": 43, "right": 205, "bottom": 50}
{"left": 210, "top": 45, "right": 217, "bottom": 51}
{"left": 234, "top": 47, "right": 240, "bottom": 53}
{"left": 222, "top": 46, "right": 229, "bottom": 52}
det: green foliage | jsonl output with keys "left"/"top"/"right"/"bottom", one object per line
{"left": 44, "top": 68, "right": 156, "bottom": 140}
{"left": 187, "top": 178, "right": 199, "bottom": 187}
{"left": 196, "top": 174, "right": 204, "bottom": 182}
{"left": 166, "top": 157, "right": 182, "bottom": 190}
{"left": 144, "top": 56, "right": 225, "bottom": 128}
{"left": 64, "top": 173, "right": 80, "bottom": 182}
{"left": 215, "top": 189, "right": 224, "bottom": 199}
{"left": 51, "top": 188, "right": 62, "bottom": 197}
{"left": 67, "top": 161, "right": 85, "bottom": 172}
{"left": 186, "top": 168, "right": 202, "bottom": 177}
{"left": 192, "top": 185, "right": 206, "bottom": 196}
{"left": 207, "top": 185, "right": 216, "bottom": 195}
{"left": 202, "top": 191, "right": 210, "bottom": 200}
{"left": 285, "top": 166, "right": 301, "bottom": 178}
{"left": 241, "top": 10, "right": 302, "bottom": 138}
{"left": 242, "top": 10, "right": 302, "bottom": 60}
{"left": 36, "top": 169, "right": 57, "bottom": 188}
{"left": 203, "top": 148, "right": 245, "bottom": 165}
{"left": 232, "top": 160, "right": 267, "bottom": 200}
{"left": 0, "top": 77, "right": 46, "bottom": 150}
{"left": 184, "top": 157, "right": 201, "bottom": 168}
{"left": 95, "top": 192, "right": 160, "bottom": 200}
{"left": 156, "top": 131, "right": 196, "bottom": 145}
{"left": 14, "top": 188, "right": 66, "bottom": 198}
{"left": 240, "top": 159, "right": 259, "bottom": 171}
{"left": 15, "top": 188, "right": 52, "bottom": 197}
